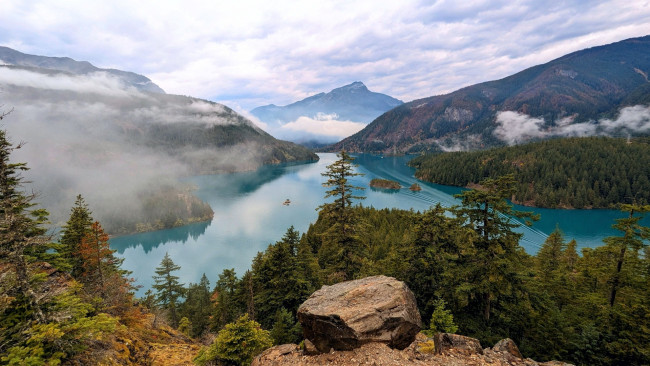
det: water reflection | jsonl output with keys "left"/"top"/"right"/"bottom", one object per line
{"left": 111, "top": 221, "right": 211, "bottom": 254}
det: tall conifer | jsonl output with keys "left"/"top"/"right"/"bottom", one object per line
{"left": 152, "top": 252, "right": 185, "bottom": 327}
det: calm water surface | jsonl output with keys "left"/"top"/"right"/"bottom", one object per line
{"left": 111, "top": 153, "right": 645, "bottom": 295}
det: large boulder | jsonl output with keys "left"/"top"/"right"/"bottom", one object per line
{"left": 297, "top": 275, "right": 421, "bottom": 353}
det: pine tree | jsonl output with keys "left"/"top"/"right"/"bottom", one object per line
{"left": 212, "top": 268, "right": 240, "bottom": 330}
{"left": 60, "top": 194, "right": 94, "bottom": 277}
{"left": 180, "top": 273, "right": 212, "bottom": 337}
{"left": 318, "top": 151, "right": 366, "bottom": 280}
{"left": 0, "top": 129, "right": 50, "bottom": 323}
{"left": 78, "top": 221, "right": 132, "bottom": 313}
{"left": 604, "top": 204, "right": 650, "bottom": 307}
{"left": 152, "top": 252, "right": 185, "bottom": 327}
{"left": 452, "top": 174, "right": 538, "bottom": 321}
{"left": 252, "top": 227, "right": 312, "bottom": 329}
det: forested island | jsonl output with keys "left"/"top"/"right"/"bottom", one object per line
{"left": 2, "top": 121, "right": 649, "bottom": 366}
{"left": 409, "top": 137, "right": 650, "bottom": 208}
{"left": 102, "top": 185, "right": 215, "bottom": 235}
{"left": 369, "top": 178, "right": 401, "bottom": 190}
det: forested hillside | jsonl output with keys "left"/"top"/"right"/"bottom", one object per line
{"left": 410, "top": 137, "right": 650, "bottom": 208}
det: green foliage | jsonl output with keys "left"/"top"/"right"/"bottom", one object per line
{"left": 318, "top": 151, "right": 366, "bottom": 280}
{"left": 251, "top": 227, "right": 314, "bottom": 329}
{"left": 211, "top": 268, "right": 242, "bottom": 331}
{"left": 194, "top": 314, "right": 272, "bottom": 366}
{"left": 269, "top": 308, "right": 301, "bottom": 346}
{"left": 410, "top": 137, "right": 650, "bottom": 208}
{"left": 423, "top": 299, "right": 458, "bottom": 336}
{"left": 59, "top": 194, "right": 94, "bottom": 277}
{"left": 180, "top": 273, "right": 212, "bottom": 338}
{"left": 451, "top": 175, "right": 538, "bottom": 322}
{"left": 1, "top": 283, "right": 119, "bottom": 366}
{"left": 152, "top": 252, "right": 185, "bottom": 328}
{"left": 178, "top": 317, "right": 192, "bottom": 337}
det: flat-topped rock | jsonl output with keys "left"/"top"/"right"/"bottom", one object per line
{"left": 297, "top": 275, "right": 421, "bottom": 353}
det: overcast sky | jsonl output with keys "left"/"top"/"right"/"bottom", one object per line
{"left": 1, "top": 0, "right": 649, "bottom": 112}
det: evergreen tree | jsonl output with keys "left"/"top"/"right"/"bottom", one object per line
{"left": 59, "top": 194, "right": 94, "bottom": 277}
{"left": 252, "top": 227, "right": 312, "bottom": 329}
{"left": 269, "top": 307, "right": 301, "bottom": 345}
{"left": 604, "top": 204, "right": 650, "bottom": 307}
{"left": 180, "top": 273, "right": 212, "bottom": 337}
{"left": 318, "top": 150, "right": 366, "bottom": 280}
{"left": 452, "top": 174, "right": 538, "bottom": 321}
{"left": 424, "top": 298, "right": 458, "bottom": 336}
{"left": 78, "top": 221, "right": 132, "bottom": 314}
{"left": 212, "top": 268, "right": 240, "bottom": 330}
{"left": 0, "top": 129, "right": 50, "bottom": 323}
{"left": 152, "top": 252, "right": 185, "bottom": 328}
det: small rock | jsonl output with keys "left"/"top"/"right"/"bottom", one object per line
{"left": 303, "top": 339, "right": 320, "bottom": 355}
{"left": 492, "top": 338, "right": 523, "bottom": 359}
{"left": 434, "top": 333, "right": 483, "bottom": 355}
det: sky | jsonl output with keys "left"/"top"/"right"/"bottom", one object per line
{"left": 1, "top": 0, "right": 650, "bottom": 114}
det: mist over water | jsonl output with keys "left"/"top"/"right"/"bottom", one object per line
{"left": 0, "top": 66, "right": 276, "bottom": 228}
{"left": 110, "top": 153, "right": 643, "bottom": 295}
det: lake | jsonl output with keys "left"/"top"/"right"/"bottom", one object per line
{"left": 110, "top": 153, "right": 644, "bottom": 295}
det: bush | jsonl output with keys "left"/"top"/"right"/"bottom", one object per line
{"left": 194, "top": 314, "right": 272, "bottom": 366}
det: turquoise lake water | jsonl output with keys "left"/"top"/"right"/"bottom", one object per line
{"left": 110, "top": 153, "right": 645, "bottom": 294}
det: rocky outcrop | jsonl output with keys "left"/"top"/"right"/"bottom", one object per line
{"left": 297, "top": 275, "right": 421, "bottom": 353}
{"left": 433, "top": 333, "right": 483, "bottom": 355}
{"left": 254, "top": 275, "right": 573, "bottom": 366}
{"left": 252, "top": 334, "right": 574, "bottom": 366}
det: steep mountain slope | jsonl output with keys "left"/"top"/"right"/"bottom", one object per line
{"left": 327, "top": 35, "right": 650, "bottom": 153}
{"left": 251, "top": 81, "right": 403, "bottom": 143}
{"left": 0, "top": 53, "right": 317, "bottom": 233}
{"left": 0, "top": 46, "right": 165, "bottom": 93}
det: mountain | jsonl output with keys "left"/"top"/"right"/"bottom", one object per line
{"left": 326, "top": 35, "right": 650, "bottom": 153}
{"left": 0, "top": 49, "right": 317, "bottom": 233}
{"left": 0, "top": 46, "right": 165, "bottom": 93}
{"left": 250, "top": 81, "right": 403, "bottom": 143}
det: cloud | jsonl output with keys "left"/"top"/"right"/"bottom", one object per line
{"left": 0, "top": 67, "right": 142, "bottom": 97}
{"left": 1, "top": 1, "right": 649, "bottom": 111}
{"left": 280, "top": 116, "right": 366, "bottom": 140}
{"left": 494, "top": 106, "right": 650, "bottom": 145}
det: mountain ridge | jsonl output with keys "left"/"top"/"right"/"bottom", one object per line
{"left": 0, "top": 46, "right": 166, "bottom": 93}
{"left": 325, "top": 35, "right": 650, "bottom": 153}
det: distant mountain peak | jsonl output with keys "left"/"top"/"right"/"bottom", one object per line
{"left": 250, "top": 81, "right": 403, "bottom": 144}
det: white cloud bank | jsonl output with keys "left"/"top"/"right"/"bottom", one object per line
{"left": 494, "top": 105, "right": 650, "bottom": 145}
{"left": 280, "top": 114, "right": 366, "bottom": 139}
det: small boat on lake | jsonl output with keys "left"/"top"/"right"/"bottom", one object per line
{"left": 283, "top": 199, "right": 291, "bottom": 206}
